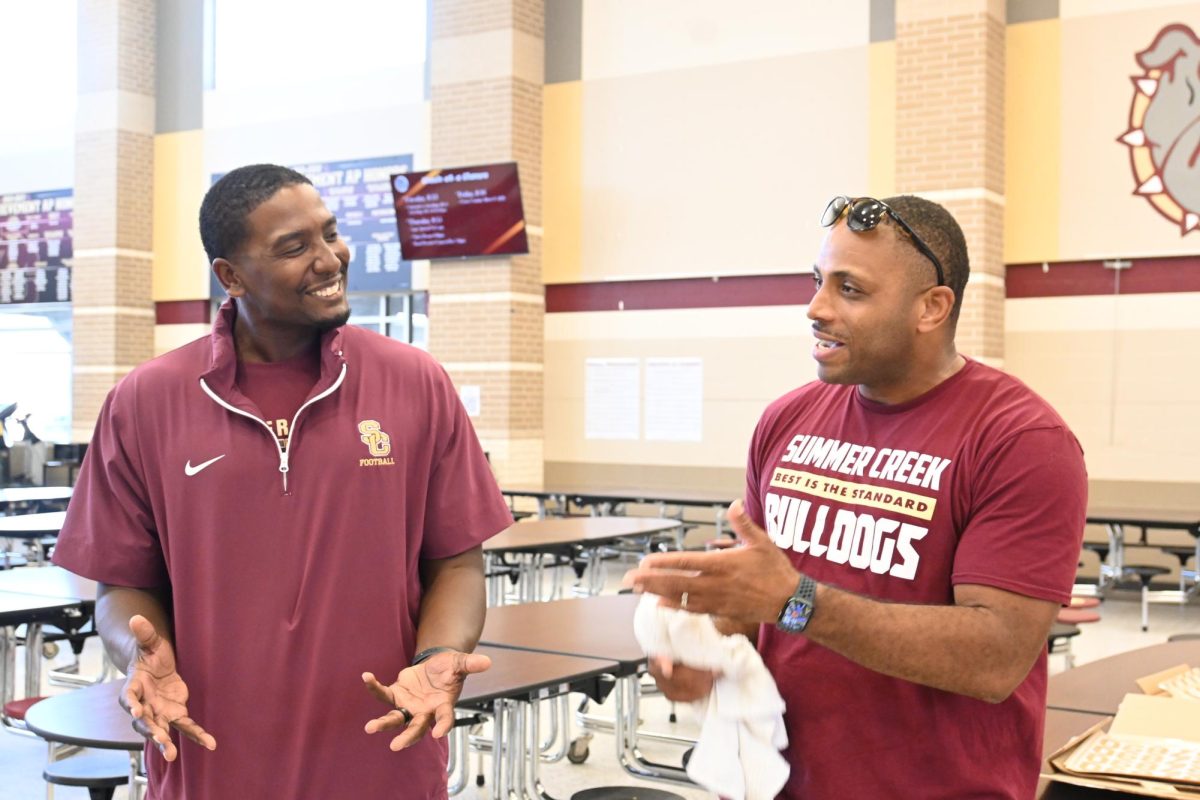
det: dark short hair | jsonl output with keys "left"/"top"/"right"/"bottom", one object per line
{"left": 199, "top": 164, "right": 312, "bottom": 262}
{"left": 883, "top": 195, "right": 970, "bottom": 319}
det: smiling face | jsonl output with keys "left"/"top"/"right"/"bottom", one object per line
{"left": 215, "top": 183, "right": 351, "bottom": 345}
{"left": 808, "top": 220, "right": 948, "bottom": 403}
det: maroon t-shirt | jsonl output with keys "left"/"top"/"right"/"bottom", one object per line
{"left": 234, "top": 348, "right": 320, "bottom": 451}
{"left": 53, "top": 301, "right": 513, "bottom": 799}
{"left": 745, "top": 359, "right": 1087, "bottom": 800}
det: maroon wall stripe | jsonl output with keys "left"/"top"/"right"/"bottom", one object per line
{"left": 1006, "top": 256, "right": 1200, "bottom": 298}
{"left": 155, "top": 300, "right": 211, "bottom": 325}
{"left": 545, "top": 274, "right": 815, "bottom": 313}
{"left": 544, "top": 257, "right": 1200, "bottom": 313}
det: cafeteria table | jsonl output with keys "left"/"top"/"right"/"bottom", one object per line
{"left": 0, "top": 511, "right": 67, "bottom": 565}
{"left": 1085, "top": 506, "right": 1199, "bottom": 596}
{"left": 483, "top": 517, "right": 683, "bottom": 604}
{"left": 480, "top": 593, "right": 693, "bottom": 787}
{"left": 0, "top": 566, "right": 99, "bottom": 698}
{"left": 23, "top": 680, "right": 145, "bottom": 800}
{"left": 502, "top": 484, "right": 736, "bottom": 534}
{"left": 456, "top": 644, "right": 620, "bottom": 799}
{"left": 0, "top": 486, "right": 73, "bottom": 509}
{"left": 0, "top": 590, "right": 88, "bottom": 714}
{"left": 1047, "top": 639, "right": 1200, "bottom": 715}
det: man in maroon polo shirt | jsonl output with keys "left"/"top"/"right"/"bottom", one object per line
{"left": 53, "top": 164, "right": 513, "bottom": 798}
{"left": 626, "top": 196, "right": 1087, "bottom": 799}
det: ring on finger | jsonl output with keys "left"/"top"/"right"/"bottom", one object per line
{"left": 397, "top": 706, "right": 413, "bottom": 725}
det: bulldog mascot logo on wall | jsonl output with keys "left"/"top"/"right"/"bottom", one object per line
{"left": 1121, "top": 23, "right": 1200, "bottom": 235}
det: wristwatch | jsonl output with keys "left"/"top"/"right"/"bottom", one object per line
{"left": 776, "top": 573, "right": 816, "bottom": 634}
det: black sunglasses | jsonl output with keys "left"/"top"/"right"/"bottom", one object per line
{"left": 820, "top": 196, "right": 946, "bottom": 287}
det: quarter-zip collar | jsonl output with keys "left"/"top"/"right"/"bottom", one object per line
{"left": 198, "top": 299, "right": 349, "bottom": 494}
{"left": 200, "top": 299, "right": 348, "bottom": 408}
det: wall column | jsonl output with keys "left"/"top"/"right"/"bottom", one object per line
{"left": 72, "top": 0, "right": 156, "bottom": 439}
{"left": 895, "top": 0, "right": 1006, "bottom": 362}
{"left": 428, "top": 0, "right": 544, "bottom": 485}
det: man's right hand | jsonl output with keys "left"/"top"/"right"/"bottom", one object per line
{"left": 647, "top": 655, "right": 717, "bottom": 702}
{"left": 120, "top": 614, "right": 216, "bottom": 761}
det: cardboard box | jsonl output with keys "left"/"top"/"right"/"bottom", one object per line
{"left": 1044, "top": 693, "right": 1200, "bottom": 797}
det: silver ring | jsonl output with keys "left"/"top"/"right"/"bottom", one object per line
{"left": 397, "top": 707, "right": 413, "bottom": 725}
{"left": 681, "top": 591, "right": 689, "bottom": 610}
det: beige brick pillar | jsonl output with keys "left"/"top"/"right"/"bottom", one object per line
{"left": 428, "top": 0, "right": 544, "bottom": 485}
{"left": 71, "top": 0, "right": 156, "bottom": 440}
{"left": 896, "top": 0, "right": 1005, "bottom": 363}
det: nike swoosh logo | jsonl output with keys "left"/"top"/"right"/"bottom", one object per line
{"left": 184, "top": 455, "right": 226, "bottom": 477}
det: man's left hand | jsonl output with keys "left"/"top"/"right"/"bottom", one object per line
{"left": 362, "top": 650, "right": 491, "bottom": 751}
{"left": 624, "top": 499, "right": 800, "bottom": 626}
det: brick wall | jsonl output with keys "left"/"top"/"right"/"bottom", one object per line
{"left": 430, "top": 0, "right": 545, "bottom": 485}
{"left": 71, "top": 0, "right": 156, "bottom": 440}
{"left": 896, "top": 0, "right": 1005, "bottom": 362}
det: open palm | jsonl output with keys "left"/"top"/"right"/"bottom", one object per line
{"left": 362, "top": 650, "right": 491, "bottom": 751}
{"left": 121, "top": 615, "right": 216, "bottom": 761}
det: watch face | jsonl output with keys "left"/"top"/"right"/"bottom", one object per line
{"left": 778, "top": 598, "right": 811, "bottom": 633}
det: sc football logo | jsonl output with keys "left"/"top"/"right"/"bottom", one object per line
{"left": 357, "top": 420, "right": 392, "bottom": 457}
{"left": 1120, "top": 23, "right": 1200, "bottom": 234}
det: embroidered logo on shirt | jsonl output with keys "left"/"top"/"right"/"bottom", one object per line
{"left": 357, "top": 419, "right": 395, "bottom": 466}
{"left": 184, "top": 454, "right": 226, "bottom": 476}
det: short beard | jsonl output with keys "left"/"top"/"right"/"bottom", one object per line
{"left": 314, "top": 307, "right": 351, "bottom": 332}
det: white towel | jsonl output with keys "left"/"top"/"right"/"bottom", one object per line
{"left": 632, "top": 594, "right": 789, "bottom": 800}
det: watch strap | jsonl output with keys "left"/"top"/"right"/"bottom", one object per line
{"left": 412, "top": 646, "right": 454, "bottom": 666}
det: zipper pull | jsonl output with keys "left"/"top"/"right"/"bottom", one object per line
{"left": 279, "top": 450, "right": 290, "bottom": 494}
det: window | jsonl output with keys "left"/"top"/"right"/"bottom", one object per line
{"left": 0, "top": 304, "right": 72, "bottom": 443}
{"left": 349, "top": 292, "right": 428, "bottom": 350}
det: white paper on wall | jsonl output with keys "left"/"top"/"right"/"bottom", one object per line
{"left": 645, "top": 357, "right": 703, "bottom": 442}
{"left": 459, "top": 384, "right": 481, "bottom": 418}
{"left": 585, "top": 358, "right": 640, "bottom": 440}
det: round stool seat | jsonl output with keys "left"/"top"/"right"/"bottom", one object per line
{"left": 1069, "top": 596, "right": 1100, "bottom": 609}
{"left": 1122, "top": 565, "right": 1169, "bottom": 587}
{"left": 43, "top": 750, "right": 129, "bottom": 787}
{"left": 1056, "top": 608, "right": 1101, "bottom": 625}
{"left": 572, "top": 788, "right": 687, "bottom": 800}
{"left": 3, "top": 695, "right": 45, "bottom": 721}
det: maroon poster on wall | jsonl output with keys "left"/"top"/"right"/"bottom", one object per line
{"left": 0, "top": 188, "right": 72, "bottom": 304}
{"left": 391, "top": 162, "right": 529, "bottom": 260}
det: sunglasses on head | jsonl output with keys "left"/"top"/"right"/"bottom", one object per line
{"left": 820, "top": 195, "right": 946, "bottom": 287}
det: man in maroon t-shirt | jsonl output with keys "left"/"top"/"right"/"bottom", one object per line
{"left": 627, "top": 196, "right": 1087, "bottom": 799}
{"left": 53, "top": 164, "right": 513, "bottom": 798}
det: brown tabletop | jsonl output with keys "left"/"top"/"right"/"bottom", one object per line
{"left": 1047, "top": 640, "right": 1200, "bottom": 715}
{"left": 1086, "top": 506, "right": 1200, "bottom": 535}
{"left": 1037, "top": 708, "right": 1114, "bottom": 799}
{"left": 480, "top": 594, "right": 644, "bottom": 673}
{"left": 24, "top": 680, "right": 142, "bottom": 750}
{"left": 0, "top": 565, "right": 96, "bottom": 602}
{"left": 483, "top": 516, "right": 681, "bottom": 553}
{"left": 0, "top": 510, "right": 66, "bottom": 537}
{"left": 0, "top": 486, "right": 73, "bottom": 507}
{"left": 458, "top": 644, "right": 618, "bottom": 708}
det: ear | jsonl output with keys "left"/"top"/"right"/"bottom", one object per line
{"left": 212, "top": 258, "right": 244, "bottom": 297}
{"left": 915, "top": 285, "right": 956, "bottom": 333}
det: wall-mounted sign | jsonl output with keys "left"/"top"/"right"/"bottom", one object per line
{"left": 1121, "top": 23, "right": 1200, "bottom": 235}
{"left": 0, "top": 188, "right": 72, "bottom": 305}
